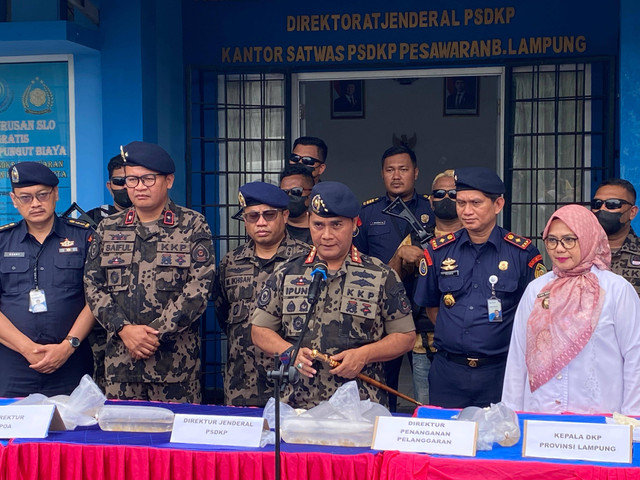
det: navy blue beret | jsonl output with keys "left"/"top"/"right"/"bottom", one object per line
{"left": 120, "top": 141, "right": 175, "bottom": 174}
{"left": 9, "top": 161, "right": 59, "bottom": 188}
{"left": 239, "top": 181, "right": 290, "bottom": 209}
{"left": 455, "top": 167, "right": 505, "bottom": 195}
{"left": 309, "top": 181, "right": 360, "bottom": 218}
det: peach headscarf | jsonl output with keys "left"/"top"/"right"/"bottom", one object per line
{"left": 525, "top": 205, "right": 611, "bottom": 392}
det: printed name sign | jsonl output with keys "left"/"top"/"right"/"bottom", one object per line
{"left": 523, "top": 420, "right": 632, "bottom": 464}
{"left": 170, "top": 414, "right": 267, "bottom": 447}
{"left": 0, "top": 405, "right": 63, "bottom": 438}
{"left": 372, "top": 416, "right": 477, "bottom": 456}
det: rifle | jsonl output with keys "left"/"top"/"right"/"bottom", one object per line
{"left": 381, "top": 197, "right": 433, "bottom": 249}
{"left": 60, "top": 202, "right": 99, "bottom": 230}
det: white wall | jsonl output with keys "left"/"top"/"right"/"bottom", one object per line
{"left": 303, "top": 76, "right": 499, "bottom": 202}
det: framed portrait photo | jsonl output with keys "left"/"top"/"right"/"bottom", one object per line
{"left": 444, "top": 76, "right": 478, "bottom": 116}
{"left": 331, "top": 80, "right": 365, "bottom": 119}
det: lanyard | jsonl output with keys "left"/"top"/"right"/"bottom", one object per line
{"left": 32, "top": 243, "right": 46, "bottom": 290}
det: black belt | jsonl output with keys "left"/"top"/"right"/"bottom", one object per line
{"left": 440, "top": 351, "right": 507, "bottom": 368}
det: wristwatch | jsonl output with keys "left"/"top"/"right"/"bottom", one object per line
{"left": 66, "top": 336, "right": 81, "bottom": 348}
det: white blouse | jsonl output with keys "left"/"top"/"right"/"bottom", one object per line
{"left": 502, "top": 266, "right": 640, "bottom": 415}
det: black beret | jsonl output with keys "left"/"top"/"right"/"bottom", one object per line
{"left": 9, "top": 161, "right": 59, "bottom": 188}
{"left": 120, "top": 141, "right": 175, "bottom": 174}
{"left": 309, "top": 181, "right": 360, "bottom": 218}
{"left": 455, "top": 167, "right": 505, "bottom": 195}
{"left": 238, "top": 181, "right": 290, "bottom": 209}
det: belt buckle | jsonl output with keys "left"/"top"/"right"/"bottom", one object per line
{"left": 467, "top": 357, "right": 479, "bottom": 368}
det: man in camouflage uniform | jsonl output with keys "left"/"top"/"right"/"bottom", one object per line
{"left": 251, "top": 181, "right": 416, "bottom": 409}
{"left": 591, "top": 178, "right": 640, "bottom": 296}
{"left": 213, "top": 181, "right": 308, "bottom": 407}
{"left": 84, "top": 141, "right": 215, "bottom": 403}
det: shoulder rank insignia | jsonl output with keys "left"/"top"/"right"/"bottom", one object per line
{"left": 65, "top": 218, "right": 90, "bottom": 229}
{"left": 422, "top": 193, "right": 430, "bottom": 200}
{"left": 124, "top": 209, "right": 136, "bottom": 225}
{"left": 504, "top": 232, "right": 531, "bottom": 249}
{"left": 361, "top": 197, "right": 380, "bottom": 207}
{"left": 0, "top": 222, "right": 18, "bottom": 232}
{"left": 350, "top": 245, "right": 362, "bottom": 263}
{"left": 431, "top": 232, "right": 456, "bottom": 250}
{"left": 304, "top": 245, "right": 317, "bottom": 264}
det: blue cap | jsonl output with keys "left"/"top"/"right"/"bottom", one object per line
{"left": 235, "top": 181, "right": 290, "bottom": 220}
{"left": 120, "top": 141, "right": 175, "bottom": 174}
{"left": 9, "top": 161, "right": 59, "bottom": 188}
{"left": 309, "top": 181, "right": 360, "bottom": 218}
{"left": 454, "top": 167, "right": 505, "bottom": 195}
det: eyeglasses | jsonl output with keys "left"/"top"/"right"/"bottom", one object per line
{"left": 14, "top": 190, "right": 54, "bottom": 205}
{"left": 289, "top": 154, "right": 322, "bottom": 167}
{"left": 110, "top": 176, "right": 126, "bottom": 187}
{"left": 432, "top": 189, "right": 457, "bottom": 200}
{"left": 125, "top": 174, "right": 164, "bottom": 188}
{"left": 243, "top": 209, "right": 281, "bottom": 223}
{"left": 590, "top": 198, "right": 633, "bottom": 210}
{"left": 282, "top": 187, "right": 307, "bottom": 197}
{"left": 544, "top": 236, "right": 578, "bottom": 250}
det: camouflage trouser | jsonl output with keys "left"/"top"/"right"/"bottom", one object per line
{"left": 105, "top": 379, "right": 202, "bottom": 404}
{"left": 87, "top": 327, "right": 106, "bottom": 392}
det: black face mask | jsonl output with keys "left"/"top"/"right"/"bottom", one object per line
{"left": 433, "top": 198, "right": 458, "bottom": 220}
{"left": 594, "top": 210, "right": 625, "bottom": 235}
{"left": 287, "top": 195, "right": 308, "bottom": 218}
{"left": 112, "top": 188, "right": 132, "bottom": 209}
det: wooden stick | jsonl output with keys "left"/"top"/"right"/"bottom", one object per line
{"left": 310, "top": 349, "right": 423, "bottom": 407}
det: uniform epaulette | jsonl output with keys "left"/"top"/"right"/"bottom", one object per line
{"left": 430, "top": 232, "right": 456, "bottom": 250}
{"left": 361, "top": 197, "right": 381, "bottom": 207}
{"left": 421, "top": 193, "right": 430, "bottom": 201}
{"left": 504, "top": 232, "right": 531, "bottom": 249}
{"left": 63, "top": 217, "right": 91, "bottom": 229}
{"left": 0, "top": 221, "right": 18, "bottom": 232}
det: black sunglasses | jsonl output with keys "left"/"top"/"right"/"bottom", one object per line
{"left": 282, "top": 187, "right": 305, "bottom": 197}
{"left": 110, "top": 176, "right": 126, "bottom": 187}
{"left": 590, "top": 198, "right": 632, "bottom": 210}
{"left": 289, "top": 154, "right": 322, "bottom": 167}
{"left": 432, "top": 189, "right": 457, "bottom": 200}
{"left": 243, "top": 209, "right": 281, "bottom": 223}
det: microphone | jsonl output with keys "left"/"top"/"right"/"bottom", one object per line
{"left": 307, "top": 261, "right": 328, "bottom": 304}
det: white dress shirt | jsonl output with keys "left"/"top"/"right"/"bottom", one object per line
{"left": 502, "top": 266, "right": 640, "bottom": 415}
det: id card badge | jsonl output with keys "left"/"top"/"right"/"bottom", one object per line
{"left": 29, "top": 289, "right": 48, "bottom": 313}
{"left": 488, "top": 296, "right": 502, "bottom": 322}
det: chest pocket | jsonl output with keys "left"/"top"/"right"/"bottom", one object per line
{"left": 340, "top": 268, "right": 382, "bottom": 343}
{"left": 494, "top": 270, "right": 519, "bottom": 294}
{"left": 101, "top": 252, "right": 133, "bottom": 292}
{"left": 438, "top": 274, "right": 464, "bottom": 293}
{"left": 281, "top": 272, "right": 313, "bottom": 338}
{"left": 54, "top": 254, "right": 85, "bottom": 288}
{"left": 155, "top": 242, "right": 191, "bottom": 291}
{"left": 225, "top": 274, "right": 254, "bottom": 325}
{"left": 0, "top": 257, "right": 30, "bottom": 294}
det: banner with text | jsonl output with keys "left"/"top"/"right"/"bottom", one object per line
{"left": 0, "top": 60, "right": 71, "bottom": 225}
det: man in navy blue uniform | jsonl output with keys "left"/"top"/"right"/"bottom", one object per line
{"left": 413, "top": 167, "right": 546, "bottom": 408}
{"left": 353, "top": 145, "right": 434, "bottom": 410}
{"left": 0, "top": 162, "right": 95, "bottom": 397}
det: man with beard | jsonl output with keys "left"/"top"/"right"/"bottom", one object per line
{"left": 280, "top": 165, "right": 314, "bottom": 244}
{"left": 591, "top": 178, "right": 640, "bottom": 295}
{"left": 353, "top": 145, "right": 434, "bottom": 411}
{"left": 213, "top": 182, "right": 308, "bottom": 406}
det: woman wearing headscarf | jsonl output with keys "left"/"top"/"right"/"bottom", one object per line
{"left": 502, "top": 204, "right": 640, "bottom": 414}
